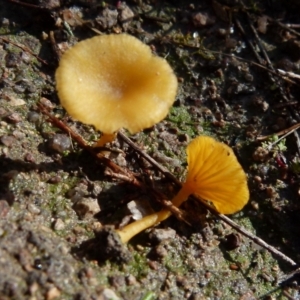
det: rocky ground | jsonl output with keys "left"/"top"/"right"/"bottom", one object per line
{"left": 1, "top": 0, "right": 300, "bottom": 299}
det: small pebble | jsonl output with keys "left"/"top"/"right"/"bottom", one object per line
{"left": 126, "top": 274, "right": 137, "bottom": 285}
{"left": 67, "top": 185, "right": 88, "bottom": 203}
{"left": 27, "top": 111, "right": 40, "bottom": 123}
{"left": 29, "top": 282, "right": 39, "bottom": 295}
{"left": 0, "top": 200, "right": 10, "bottom": 218}
{"left": 48, "top": 134, "right": 71, "bottom": 153}
{"left": 192, "top": 12, "right": 215, "bottom": 27}
{"left": 226, "top": 38, "right": 238, "bottom": 49}
{"left": 95, "top": 7, "right": 118, "bottom": 29}
{"left": 0, "top": 121, "right": 8, "bottom": 127}
{"left": 148, "top": 260, "right": 159, "bottom": 270}
{"left": 252, "top": 96, "right": 269, "bottom": 111}
{"left": 91, "top": 184, "right": 102, "bottom": 197}
{"left": 155, "top": 244, "right": 168, "bottom": 258}
{"left": 12, "top": 130, "right": 25, "bottom": 140}
{"left": 73, "top": 198, "right": 101, "bottom": 219}
{"left": 217, "top": 28, "right": 227, "bottom": 36}
{"left": 0, "top": 107, "right": 7, "bottom": 117}
{"left": 27, "top": 203, "right": 41, "bottom": 215}
{"left": 251, "top": 201, "right": 259, "bottom": 210}
{"left": 0, "top": 135, "right": 16, "bottom": 147}
{"left": 252, "top": 146, "right": 269, "bottom": 162}
{"left": 127, "top": 200, "right": 154, "bottom": 221}
{"left": 46, "top": 286, "right": 61, "bottom": 300}
{"left": 214, "top": 290, "right": 223, "bottom": 298}
{"left": 149, "top": 228, "right": 176, "bottom": 243}
{"left": 118, "top": 3, "right": 134, "bottom": 30}
{"left": 109, "top": 275, "right": 125, "bottom": 289}
{"left": 5, "top": 52, "right": 21, "bottom": 67}
{"left": 257, "top": 15, "right": 268, "bottom": 34}
{"left": 178, "top": 133, "right": 189, "bottom": 143}
{"left": 99, "top": 288, "right": 120, "bottom": 300}
{"left": 0, "top": 147, "right": 8, "bottom": 155}
{"left": 254, "top": 175, "right": 262, "bottom": 183}
{"left": 8, "top": 96, "right": 25, "bottom": 106}
{"left": 223, "top": 233, "right": 241, "bottom": 251}
{"left": 6, "top": 112, "right": 22, "bottom": 124}
{"left": 2, "top": 18, "right": 9, "bottom": 26}
{"left": 272, "top": 265, "right": 279, "bottom": 272}
{"left": 53, "top": 218, "right": 65, "bottom": 231}
{"left": 229, "top": 263, "right": 239, "bottom": 270}
{"left": 266, "top": 186, "right": 277, "bottom": 198}
{"left": 21, "top": 51, "right": 31, "bottom": 64}
{"left": 48, "top": 175, "right": 62, "bottom": 184}
{"left": 72, "top": 226, "right": 85, "bottom": 235}
{"left": 244, "top": 73, "right": 254, "bottom": 82}
{"left": 135, "top": 244, "right": 144, "bottom": 251}
{"left": 24, "top": 152, "right": 35, "bottom": 163}
{"left": 40, "top": 97, "right": 55, "bottom": 109}
{"left": 115, "top": 153, "right": 127, "bottom": 167}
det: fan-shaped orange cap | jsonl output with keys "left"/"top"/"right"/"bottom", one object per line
{"left": 185, "top": 136, "right": 249, "bottom": 214}
{"left": 55, "top": 34, "right": 178, "bottom": 134}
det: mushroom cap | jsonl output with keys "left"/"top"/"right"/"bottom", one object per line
{"left": 55, "top": 34, "right": 178, "bottom": 134}
{"left": 185, "top": 136, "right": 249, "bottom": 214}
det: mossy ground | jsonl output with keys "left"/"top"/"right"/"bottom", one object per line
{"left": 0, "top": 0, "right": 300, "bottom": 299}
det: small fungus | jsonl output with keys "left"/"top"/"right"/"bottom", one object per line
{"left": 55, "top": 34, "right": 178, "bottom": 146}
{"left": 116, "top": 136, "right": 249, "bottom": 243}
{"left": 183, "top": 136, "right": 249, "bottom": 214}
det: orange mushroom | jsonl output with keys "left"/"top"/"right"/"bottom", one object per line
{"left": 116, "top": 136, "right": 249, "bottom": 243}
{"left": 55, "top": 34, "right": 178, "bottom": 146}
{"left": 184, "top": 135, "right": 249, "bottom": 214}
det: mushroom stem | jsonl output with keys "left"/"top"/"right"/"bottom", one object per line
{"left": 93, "top": 132, "right": 117, "bottom": 147}
{"left": 116, "top": 184, "right": 192, "bottom": 243}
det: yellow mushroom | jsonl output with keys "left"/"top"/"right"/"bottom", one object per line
{"left": 116, "top": 136, "right": 249, "bottom": 243}
{"left": 55, "top": 34, "right": 178, "bottom": 147}
{"left": 184, "top": 136, "right": 249, "bottom": 214}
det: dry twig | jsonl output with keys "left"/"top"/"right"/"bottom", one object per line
{"left": 257, "top": 122, "right": 300, "bottom": 141}
{"left": 269, "top": 17, "right": 300, "bottom": 38}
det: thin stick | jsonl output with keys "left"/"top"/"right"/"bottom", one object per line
{"left": 234, "top": 17, "right": 264, "bottom": 65}
{"left": 269, "top": 18, "right": 300, "bottom": 38}
{"left": 277, "top": 69, "right": 300, "bottom": 80}
{"left": 279, "top": 267, "right": 300, "bottom": 283}
{"left": 247, "top": 17, "right": 273, "bottom": 69}
{"left": 256, "top": 123, "right": 300, "bottom": 141}
{"left": 218, "top": 213, "right": 297, "bottom": 266}
{"left": 118, "top": 131, "right": 182, "bottom": 185}
{"left": 8, "top": 0, "right": 44, "bottom": 9}
{"left": 274, "top": 101, "right": 299, "bottom": 108}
